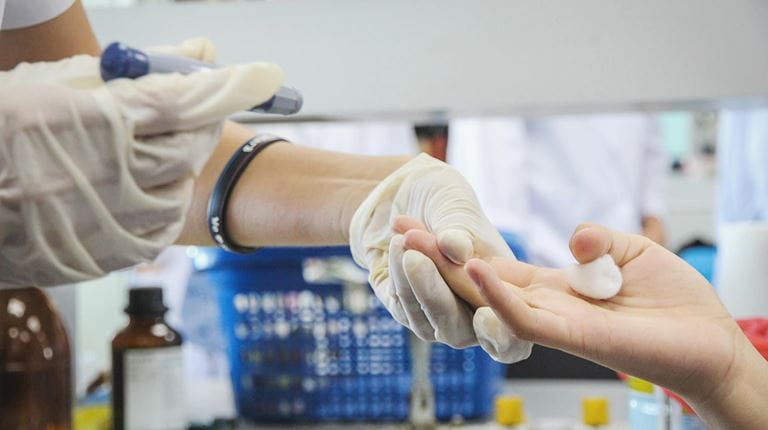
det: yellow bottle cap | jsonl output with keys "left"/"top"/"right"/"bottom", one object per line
{"left": 627, "top": 376, "right": 655, "bottom": 394}
{"left": 582, "top": 396, "right": 609, "bottom": 426}
{"left": 496, "top": 395, "right": 525, "bottom": 425}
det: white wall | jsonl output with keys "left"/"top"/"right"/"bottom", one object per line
{"left": 664, "top": 174, "right": 717, "bottom": 251}
{"left": 88, "top": 0, "right": 768, "bottom": 120}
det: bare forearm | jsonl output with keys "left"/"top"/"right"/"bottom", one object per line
{"left": 0, "top": 1, "right": 99, "bottom": 69}
{"left": 688, "top": 339, "right": 768, "bottom": 429}
{"left": 0, "top": 2, "right": 407, "bottom": 248}
{"left": 177, "top": 122, "right": 409, "bottom": 247}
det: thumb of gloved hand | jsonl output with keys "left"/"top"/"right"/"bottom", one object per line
{"left": 431, "top": 205, "right": 514, "bottom": 270}
{"left": 102, "top": 61, "right": 284, "bottom": 179}
{"left": 108, "top": 61, "right": 284, "bottom": 135}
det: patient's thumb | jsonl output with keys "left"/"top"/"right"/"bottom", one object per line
{"left": 569, "top": 223, "right": 611, "bottom": 264}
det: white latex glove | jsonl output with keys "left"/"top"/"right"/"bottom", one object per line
{"left": 0, "top": 37, "right": 220, "bottom": 90}
{"left": 0, "top": 39, "right": 284, "bottom": 287}
{"left": 349, "top": 154, "right": 533, "bottom": 363}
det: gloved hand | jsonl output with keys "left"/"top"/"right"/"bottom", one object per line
{"left": 0, "top": 37, "right": 221, "bottom": 90}
{"left": 349, "top": 154, "right": 533, "bottom": 363}
{"left": 0, "top": 38, "right": 284, "bottom": 287}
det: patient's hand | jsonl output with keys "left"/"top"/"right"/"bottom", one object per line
{"left": 462, "top": 224, "right": 746, "bottom": 405}
{"left": 394, "top": 215, "right": 490, "bottom": 308}
{"left": 406, "top": 222, "right": 768, "bottom": 429}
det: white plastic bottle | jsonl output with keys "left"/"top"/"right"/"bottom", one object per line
{"left": 627, "top": 376, "right": 667, "bottom": 429}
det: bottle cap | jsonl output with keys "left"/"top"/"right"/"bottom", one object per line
{"left": 627, "top": 376, "right": 655, "bottom": 394}
{"left": 582, "top": 396, "right": 609, "bottom": 426}
{"left": 495, "top": 395, "right": 525, "bottom": 425}
{"left": 125, "top": 287, "right": 168, "bottom": 316}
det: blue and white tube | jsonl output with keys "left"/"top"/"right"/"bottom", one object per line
{"left": 100, "top": 42, "right": 303, "bottom": 115}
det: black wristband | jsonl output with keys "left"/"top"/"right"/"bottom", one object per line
{"left": 207, "top": 134, "right": 285, "bottom": 254}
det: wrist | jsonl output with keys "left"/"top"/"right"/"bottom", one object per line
{"left": 686, "top": 333, "right": 768, "bottom": 429}
{"left": 224, "top": 138, "right": 408, "bottom": 247}
{"left": 337, "top": 181, "right": 378, "bottom": 243}
{"left": 339, "top": 156, "right": 410, "bottom": 243}
{"left": 208, "top": 135, "right": 285, "bottom": 253}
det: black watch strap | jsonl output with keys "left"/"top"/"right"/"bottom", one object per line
{"left": 206, "top": 134, "right": 285, "bottom": 254}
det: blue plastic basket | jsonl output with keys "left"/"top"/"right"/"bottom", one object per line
{"left": 191, "top": 246, "right": 505, "bottom": 423}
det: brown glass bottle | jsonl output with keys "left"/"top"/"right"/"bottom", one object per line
{"left": 0, "top": 287, "right": 72, "bottom": 430}
{"left": 112, "top": 287, "right": 186, "bottom": 430}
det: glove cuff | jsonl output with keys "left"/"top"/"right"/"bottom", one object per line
{"left": 348, "top": 153, "right": 446, "bottom": 267}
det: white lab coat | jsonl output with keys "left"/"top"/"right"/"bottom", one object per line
{"left": 717, "top": 109, "right": 768, "bottom": 224}
{"left": 0, "top": 0, "right": 74, "bottom": 29}
{"left": 448, "top": 114, "right": 666, "bottom": 268}
{"left": 714, "top": 109, "right": 768, "bottom": 318}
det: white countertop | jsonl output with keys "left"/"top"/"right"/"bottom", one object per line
{"left": 237, "top": 379, "right": 629, "bottom": 429}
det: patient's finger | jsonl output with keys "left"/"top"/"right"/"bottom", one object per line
{"left": 403, "top": 229, "right": 486, "bottom": 308}
{"left": 465, "top": 258, "right": 539, "bottom": 342}
{"left": 488, "top": 257, "right": 541, "bottom": 288}
{"left": 467, "top": 258, "right": 572, "bottom": 352}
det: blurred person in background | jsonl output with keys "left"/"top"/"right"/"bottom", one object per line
{"left": 717, "top": 109, "right": 768, "bottom": 225}
{"left": 448, "top": 114, "right": 668, "bottom": 268}
{"left": 714, "top": 109, "right": 768, "bottom": 318}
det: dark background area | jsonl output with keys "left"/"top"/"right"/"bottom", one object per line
{"left": 506, "top": 345, "right": 618, "bottom": 380}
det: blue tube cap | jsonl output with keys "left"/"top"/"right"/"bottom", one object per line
{"left": 100, "top": 42, "right": 151, "bottom": 81}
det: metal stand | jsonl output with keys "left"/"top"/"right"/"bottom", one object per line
{"left": 408, "top": 333, "right": 436, "bottom": 430}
